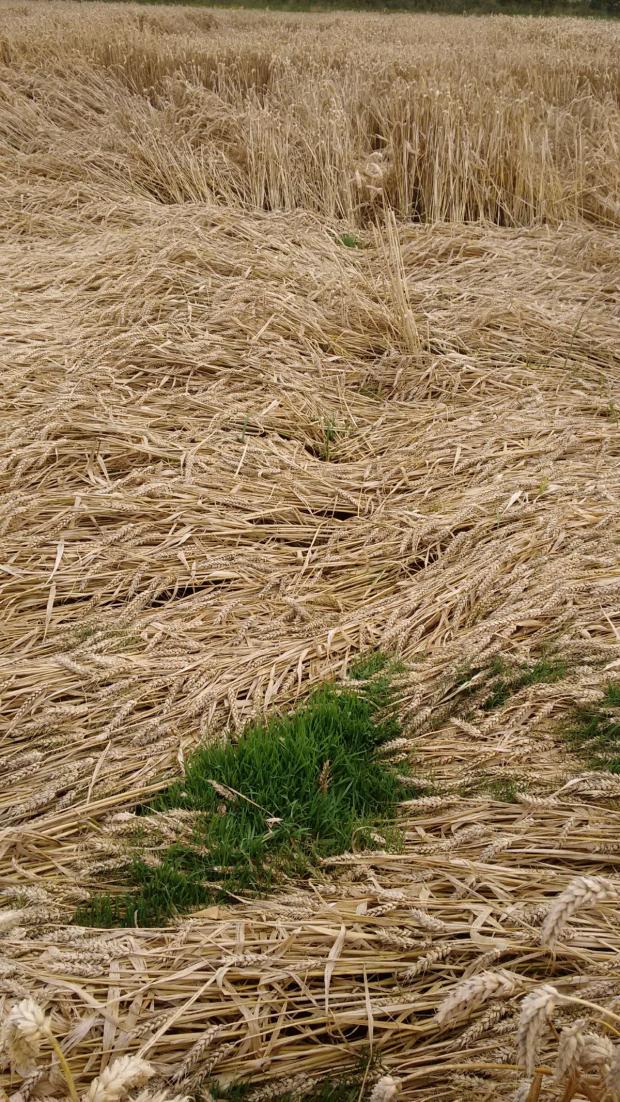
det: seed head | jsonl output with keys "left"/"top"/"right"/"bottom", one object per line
{"left": 0, "top": 909, "right": 25, "bottom": 933}
{"left": 555, "top": 1020, "right": 587, "bottom": 1083}
{"left": 435, "top": 969, "right": 520, "bottom": 1025}
{"left": 517, "top": 985, "right": 560, "bottom": 1075}
{"left": 368, "top": 1076, "right": 402, "bottom": 1102}
{"left": 84, "top": 1056, "right": 154, "bottom": 1102}
{"left": 133, "top": 1092, "right": 192, "bottom": 1102}
{"left": 605, "top": 1044, "right": 620, "bottom": 1092}
{"left": 0, "top": 998, "right": 50, "bottom": 1076}
{"left": 540, "top": 875, "right": 615, "bottom": 945}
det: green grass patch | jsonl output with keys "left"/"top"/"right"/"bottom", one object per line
{"left": 320, "top": 417, "right": 338, "bottom": 461}
{"left": 481, "top": 656, "right": 566, "bottom": 711}
{"left": 449, "top": 655, "right": 567, "bottom": 713}
{"left": 76, "top": 655, "right": 416, "bottom": 927}
{"left": 216, "top": 1072, "right": 366, "bottom": 1102}
{"left": 565, "top": 683, "right": 620, "bottom": 772}
{"left": 338, "top": 232, "right": 362, "bottom": 249}
{"left": 460, "top": 772, "right": 523, "bottom": 802}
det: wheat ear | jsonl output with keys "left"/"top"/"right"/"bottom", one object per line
{"left": 517, "top": 985, "right": 560, "bottom": 1075}
{"left": 435, "top": 969, "right": 520, "bottom": 1025}
{"left": 540, "top": 875, "right": 615, "bottom": 945}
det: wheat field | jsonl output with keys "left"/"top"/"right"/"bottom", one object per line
{"left": 1, "top": 4, "right": 620, "bottom": 1101}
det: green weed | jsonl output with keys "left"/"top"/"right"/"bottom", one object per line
{"left": 461, "top": 773, "right": 523, "bottom": 802}
{"left": 565, "top": 683, "right": 620, "bottom": 772}
{"left": 76, "top": 655, "right": 416, "bottom": 927}
{"left": 358, "top": 383, "right": 382, "bottom": 399}
{"left": 321, "top": 418, "right": 338, "bottom": 461}
{"left": 239, "top": 412, "right": 250, "bottom": 442}
{"left": 72, "top": 623, "right": 99, "bottom": 644}
{"left": 338, "top": 232, "right": 362, "bottom": 249}
{"left": 214, "top": 1068, "right": 368, "bottom": 1102}
{"left": 449, "top": 655, "right": 566, "bottom": 713}
{"left": 450, "top": 662, "right": 483, "bottom": 698}
{"left": 481, "top": 656, "right": 566, "bottom": 711}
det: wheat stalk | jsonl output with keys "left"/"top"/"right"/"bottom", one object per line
{"left": 84, "top": 1057, "right": 154, "bottom": 1102}
{"left": 435, "top": 970, "right": 521, "bottom": 1025}
{"left": 0, "top": 999, "right": 50, "bottom": 1078}
{"left": 540, "top": 876, "right": 616, "bottom": 946}
{"left": 555, "top": 1021, "right": 588, "bottom": 1084}
{"left": 172, "top": 1026, "right": 222, "bottom": 1083}
{"left": 517, "top": 985, "right": 561, "bottom": 1075}
{"left": 0, "top": 5, "right": 619, "bottom": 1098}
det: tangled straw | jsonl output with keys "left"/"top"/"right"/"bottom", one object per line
{"left": 0, "top": 4, "right": 619, "bottom": 1100}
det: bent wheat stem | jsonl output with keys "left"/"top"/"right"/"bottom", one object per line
{"left": 559, "top": 996, "right": 620, "bottom": 1028}
{"left": 46, "top": 1031, "right": 79, "bottom": 1102}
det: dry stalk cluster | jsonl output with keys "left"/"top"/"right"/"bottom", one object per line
{"left": 1, "top": 807, "right": 620, "bottom": 1099}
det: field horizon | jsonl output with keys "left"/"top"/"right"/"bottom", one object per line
{"left": 96, "top": 0, "right": 620, "bottom": 18}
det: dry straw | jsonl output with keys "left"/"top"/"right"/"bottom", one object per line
{"left": 1, "top": 802, "right": 620, "bottom": 1099}
{"left": 0, "top": 2, "right": 620, "bottom": 1100}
